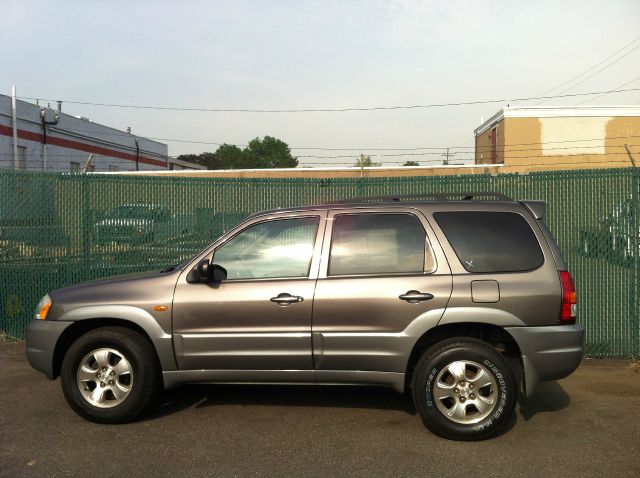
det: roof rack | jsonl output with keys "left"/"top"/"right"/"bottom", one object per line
{"left": 326, "top": 192, "right": 513, "bottom": 204}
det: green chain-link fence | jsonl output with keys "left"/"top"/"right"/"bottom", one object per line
{"left": 1, "top": 167, "right": 638, "bottom": 356}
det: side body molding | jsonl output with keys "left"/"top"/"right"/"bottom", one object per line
{"left": 57, "top": 305, "right": 177, "bottom": 371}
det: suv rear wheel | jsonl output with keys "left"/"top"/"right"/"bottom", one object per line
{"left": 60, "top": 326, "right": 160, "bottom": 423}
{"left": 411, "top": 338, "right": 516, "bottom": 440}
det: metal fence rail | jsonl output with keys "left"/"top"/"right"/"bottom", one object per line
{"left": 1, "top": 168, "right": 638, "bottom": 357}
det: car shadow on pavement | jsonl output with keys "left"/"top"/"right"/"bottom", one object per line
{"left": 517, "top": 381, "right": 570, "bottom": 421}
{"left": 141, "top": 384, "right": 418, "bottom": 422}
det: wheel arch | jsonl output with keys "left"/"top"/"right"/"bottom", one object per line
{"left": 404, "top": 322, "right": 523, "bottom": 393}
{"left": 52, "top": 311, "right": 176, "bottom": 379}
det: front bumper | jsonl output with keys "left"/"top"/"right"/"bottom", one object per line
{"left": 505, "top": 324, "right": 585, "bottom": 396}
{"left": 26, "top": 319, "right": 73, "bottom": 379}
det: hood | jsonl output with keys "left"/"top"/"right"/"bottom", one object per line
{"left": 48, "top": 268, "right": 181, "bottom": 320}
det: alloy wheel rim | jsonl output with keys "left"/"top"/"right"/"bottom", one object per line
{"left": 432, "top": 360, "right": 498, "bottom": 424}
{"left": 77, "top": 348, "right": 133, "bottom": 408}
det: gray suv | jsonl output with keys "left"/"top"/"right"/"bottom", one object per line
{"left": 26, "top": 193, "right": 584, "bottom": 440}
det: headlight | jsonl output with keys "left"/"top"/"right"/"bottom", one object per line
{"left": 35, "top": 294, "right": 52, "bottom": 320}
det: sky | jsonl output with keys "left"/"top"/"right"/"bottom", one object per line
{"left": 2, "top": 0, "right": 640, "bottom": 167}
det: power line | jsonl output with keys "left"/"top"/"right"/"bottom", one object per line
{"left": 3, "top": 155, "right": 637, "bottom": 171}
{"left": 297, "top": 144, "right": 639, "bottom": 159}
{"left": 16, "top": 87, "right": 640, "bottom": 114}
{"left": 577, "top": 75, "right": 640, "bottom": 105}
{"left": 38, "top": 125, "right": 640, "bottom": 152}
{"left": 5, "top": 147, "right": 638, "bottom": 163}
{"left": 537, "top": 43, "right": 640, "bottom": 105}
{"left": 534, "top": 35, "right": 640, "bottom": 98}
{"left": 4, "top": 143, "right": 638, "bottom": 160}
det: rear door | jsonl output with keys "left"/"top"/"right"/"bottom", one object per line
{"left": 311, "top": 207, "right": 452, "bottom": 375}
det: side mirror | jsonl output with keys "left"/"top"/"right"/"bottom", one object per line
{"left": 186, "top": 259, "right": 227, "bottom": 283}
{"left": 187, "top": 259, "right": 210, "bottom": 283}
{"left": 211, "top": 264, "right": 227, "bottom": 282}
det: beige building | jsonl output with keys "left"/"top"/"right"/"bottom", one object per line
{"left": 474, "top": 106, "right": 640, "bottom": 172}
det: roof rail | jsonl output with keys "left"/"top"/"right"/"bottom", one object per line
{"left": 326, "top": 192, "right": 513, "bottom": 204}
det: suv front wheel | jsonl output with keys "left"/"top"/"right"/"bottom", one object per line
{"left": 411, "top": 338, "right": 516, "bottom": 440}
{"left": 60, "top": 326, "right": 160, "bottom": 423}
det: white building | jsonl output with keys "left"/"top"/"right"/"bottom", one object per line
{"left": 0, "top": 93, "right": 203, "bottom": 172}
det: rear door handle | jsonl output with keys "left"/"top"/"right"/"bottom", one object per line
{"left": 399, "top": 290, "right": 434, "bottom": 303}
{"left": 270, "top": 293, "right": 304, "bottom": 306}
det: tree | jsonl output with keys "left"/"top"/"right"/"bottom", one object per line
{"left": 215, "top": 144, "right": 248, "bottom": 169}
{"left": 244, "top": 136, "right": 298, "bottom": 168}
{"left": 176, "top": 136, "right": 298, "bottom": 170}
{"left": 403, "top": 161, "right": 420, "bottom": 166}
{"left": 176, "top": 152, "right": 221, "bottom": 170}
{"left": 354, "top": 154, "right": 380, "bottom": 167}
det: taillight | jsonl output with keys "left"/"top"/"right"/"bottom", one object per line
{"left": 559, "top": 271, "right": 577, "bottom": 324}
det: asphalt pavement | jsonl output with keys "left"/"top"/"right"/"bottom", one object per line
{"left": 1, "top": 342, "right": 639, "bottom": 477}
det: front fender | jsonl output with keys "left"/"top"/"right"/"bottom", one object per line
{"left": 57, "top": 305, "right": 177, "bottom": 371}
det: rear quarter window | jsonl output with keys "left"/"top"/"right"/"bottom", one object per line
{"left": 434, "top": 211, "right": 544, "bottom": 273}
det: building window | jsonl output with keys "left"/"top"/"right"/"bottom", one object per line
{"left": 109, "top": 165, "right": 119, "bottom": 172}
{"left": 70, "top": 162, "right": 80, "bottom": 173}
{"left": 86, "top": 165, "right": 95, "bottom": 173}
{"left": 17, "top": 146, "right": 27, "bottom": 170}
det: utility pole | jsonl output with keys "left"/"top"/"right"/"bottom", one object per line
{"left": 11, "top": 86, "right": 18, "bottom": 169}
{"left": 442, "top": 148, "right": 455, "bottom": 166}
{"left": 127, "top": 128, "right": 140, "bottom": 171}
{"left": 83, "top": 154, "right": 94, "bottom": 173}
{"left": 624, "top": 146, "right": 640, "bottom": 355}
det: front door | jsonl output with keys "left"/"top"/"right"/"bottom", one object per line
{"left": 172, "top": 213, "right": 325, "bottom": 371}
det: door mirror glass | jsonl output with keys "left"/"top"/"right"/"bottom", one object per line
{"left": 211, "top": 264, "right": 227, "bottom": 282}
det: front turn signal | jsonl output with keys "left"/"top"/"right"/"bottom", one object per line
{"left": 35, "top": 294, "right": 52, "bottom": 320}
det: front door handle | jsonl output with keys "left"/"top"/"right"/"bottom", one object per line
{"left": 399, "top": 290, "right": 434, "bottom": 303}
{"left": 270, "top": 293, "right": 304, "bottom": 306}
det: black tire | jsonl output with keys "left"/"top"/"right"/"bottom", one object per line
{"left": 61, "top": 326, "right": 160, "bottom": 424}
{"left": 411, "top": 338, "right": 516, "bottom": 441}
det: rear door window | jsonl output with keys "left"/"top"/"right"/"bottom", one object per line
{"left": 328, "top": 213, "right": 430, "bottom": 276}
{"left": 434, "top": 211, "right": 543, "bottom": 273}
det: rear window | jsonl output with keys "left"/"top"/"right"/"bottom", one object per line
{"left": 434, "top": 211, "right": 543, "bottom": 273}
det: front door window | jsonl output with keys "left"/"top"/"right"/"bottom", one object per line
{"left": 214, "top": 217, "right": 319, "bottom": 280}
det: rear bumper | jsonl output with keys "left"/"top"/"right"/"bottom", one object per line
{"left": 505, "top": 324, "right": 585, "bottom": 396}
{"left": 26, "top": 319, "right": 73, "bottom": 379}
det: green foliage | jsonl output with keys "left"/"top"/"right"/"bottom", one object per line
{"left": 216, "top": 144, "right": 248, "bottom": 169}
{"left": 403, "top": 161, "right": 420, "bottom": 166}
{"left": 354, "top": 154, "right": 381, "bottom": 167}
{"left": 176, "top": 152, "right": 221, "bottom": 170}
{"left": 244, "top": 136, "right": 298, "bottom": 168}
{"left": 177, "top": 136, "right": 298, "bottom": 170}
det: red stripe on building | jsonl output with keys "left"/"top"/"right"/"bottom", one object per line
{"left": 0, "top": 124, "right": 167, "bottom": 168}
